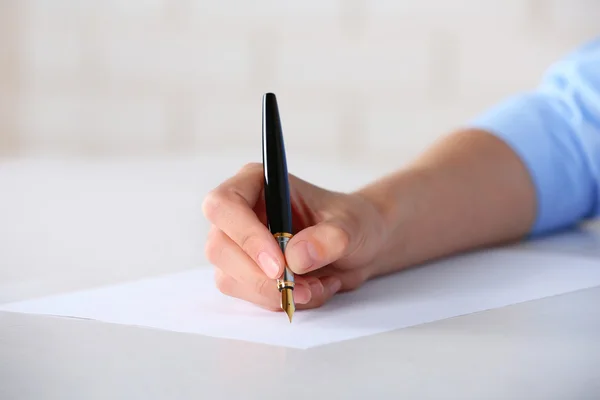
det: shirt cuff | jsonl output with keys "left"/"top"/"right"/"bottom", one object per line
{"left": 468, "top": 93, "right": 595, "bottom": 236}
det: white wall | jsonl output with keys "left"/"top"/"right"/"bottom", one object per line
{"left": 1, "top": 0, "right": 598, "bottom": 166}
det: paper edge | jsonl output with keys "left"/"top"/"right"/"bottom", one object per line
{"left": 3, "top": 281, "right": 600, "bottom": 351}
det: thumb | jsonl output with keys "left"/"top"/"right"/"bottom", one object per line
{"left": 285, "top": 218, "right": 359, "bottom": 274}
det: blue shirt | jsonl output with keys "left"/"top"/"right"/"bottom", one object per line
{"left": 471, "top": 37, "right": 600, "bottom": 236}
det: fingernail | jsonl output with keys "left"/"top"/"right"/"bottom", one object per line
{"left": 258, "top": 252, "right": 280, "bottom": 279}
{"left": 291, "top": 241, "right": 318, "bottom": 272}
{"left": 308, "top": 279, "right": 324, "bottom": 297}
{"left": 294, "top": 282, "right": 311, "bottom": 304}
{"left": 323, "top": 277, "right": 342, "bottom": 294}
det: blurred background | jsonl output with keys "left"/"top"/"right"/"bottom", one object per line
{"left": 1, "top": 0, "right": 598, "bottom": 168}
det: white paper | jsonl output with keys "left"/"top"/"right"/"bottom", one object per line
{"left": 1, "top": 248, "right": 600, "bottom": 349}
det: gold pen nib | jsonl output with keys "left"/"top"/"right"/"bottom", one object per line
{"left": 281, "top": 287, "right": 295, "bottom": 323}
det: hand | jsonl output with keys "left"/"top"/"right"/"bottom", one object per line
{"left": 202, "top": 162, "right": 388, "bottom": 311}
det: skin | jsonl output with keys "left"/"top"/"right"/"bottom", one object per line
{"left": 202, "top": 128, "right": 537, "bottom": 311}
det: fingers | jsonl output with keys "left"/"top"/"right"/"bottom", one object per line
{"left": 296, "top": 275, "right": 342, "bottom": 310}
{"left": 202, "top": 163, "right": 284, "bottom": 279}
{"left": 214, "top": 268, "right": 281, "bottom": 311}
{"left": 215, "top": 269, "right": 314, "bottom": 311}
{"left": 203, "top": 162, "right": 358, "bottom": 311}
{"left": 207, "top": 223, "right": 346, "bottom": 311}
{"left": 285, "top": 219, "right": 357, "bottom": 274}
{"left": 214, "top": 268, "right": 280, "bottom": 311}
{"left": 214, "top": 267, "right": 341, "bottom": 312}
{"left": 207, "top": 225, "right": 312, "bottom": 307}
{"left": 206, "top": 226, "right": 270, "bottom": 292}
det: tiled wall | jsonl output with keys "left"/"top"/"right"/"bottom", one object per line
{"left": 1, "top": 0, "right": 598, "bottom": 165}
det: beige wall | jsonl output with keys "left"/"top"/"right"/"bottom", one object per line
{"left": 1, "top": 1, "right": 598, "bottom": 165}
{"left": 0, "top": 2, "right": 22, "bottom": 156}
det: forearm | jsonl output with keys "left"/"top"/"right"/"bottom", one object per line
{"left": 356, "top": 128, "right": 537, "bottom": 277}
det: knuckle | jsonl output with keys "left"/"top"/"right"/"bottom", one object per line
{"left": 202, "top": 188, "right": 244, "bottom": 224}
{"left": 238, "top": 162, "right": 262, "bottom": 174}
{"left": 201, "top": 189, "right": 227, "bottom": 221}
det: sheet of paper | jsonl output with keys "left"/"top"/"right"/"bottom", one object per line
{"left": 1, "top": 248, "right": 600, "bottom": 349}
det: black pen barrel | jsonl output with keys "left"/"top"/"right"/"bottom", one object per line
{"left": 262, "top": 93, "right": 293, "bottom": 235}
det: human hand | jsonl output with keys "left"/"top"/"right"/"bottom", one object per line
{"left": 202, "top": 162, "right": 388, "bottom": 311}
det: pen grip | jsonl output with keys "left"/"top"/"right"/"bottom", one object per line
{"left": 274, "top": 232, "right": 295, "bottom": 290}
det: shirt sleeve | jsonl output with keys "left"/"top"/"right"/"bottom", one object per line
{"left": 469, "top": 37, "right": 600, "bottom": 236}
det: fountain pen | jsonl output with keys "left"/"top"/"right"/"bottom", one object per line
{"left": 262, "top": 92, "right": 296, "bottom": 323}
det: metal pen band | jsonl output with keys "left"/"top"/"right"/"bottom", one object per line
{"left": 273, "top": 232, "right": 295, "bottom": 291}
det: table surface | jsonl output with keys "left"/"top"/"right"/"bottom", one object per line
{"left": 1, "top": 156, "right": 600, "bottom": 400}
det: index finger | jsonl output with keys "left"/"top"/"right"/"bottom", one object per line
{"left": 202, "top": 163, "right": 284, "bottom": 279}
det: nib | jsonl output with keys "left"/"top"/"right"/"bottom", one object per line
{"left": 281, "top": 287, "right": 295, "bottom": 323}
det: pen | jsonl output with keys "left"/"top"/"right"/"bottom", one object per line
{"left": 262, "top": 92, "right": 296, "bottom": 322}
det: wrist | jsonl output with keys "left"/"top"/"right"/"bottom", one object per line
{"left": 352, "top": 167, "right": 427, "bottom": 276}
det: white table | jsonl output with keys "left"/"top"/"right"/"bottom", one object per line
{"left": 1, "top": 156, "right": 599, "bottom": 400}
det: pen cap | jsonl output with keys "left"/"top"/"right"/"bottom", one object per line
{"left": 262, "top": 93, "right": 293, "bottom": 235}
